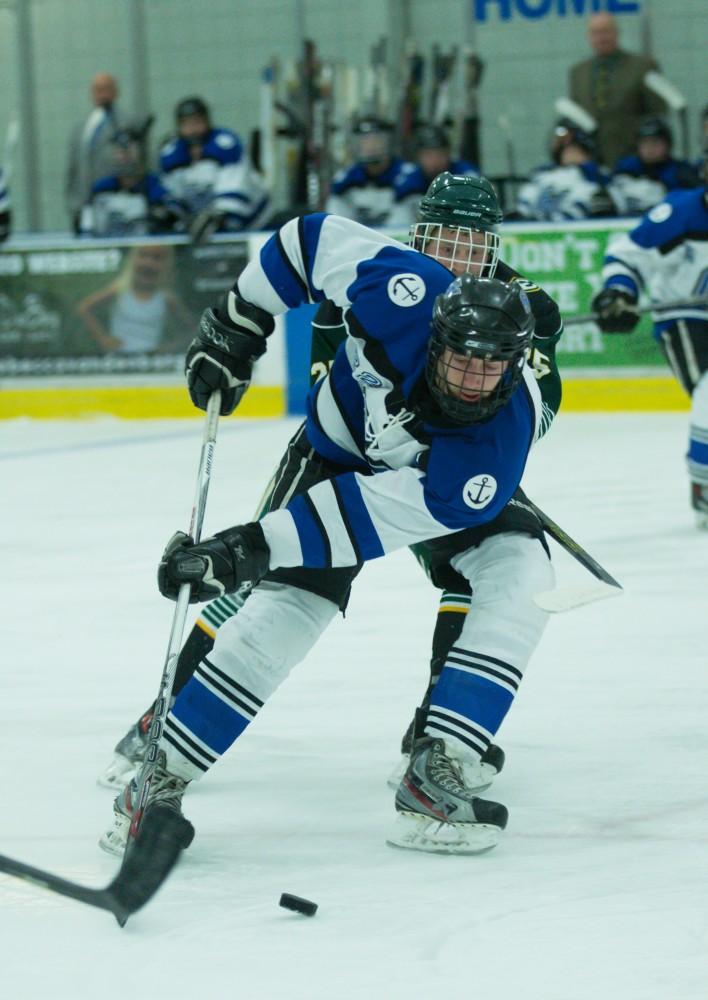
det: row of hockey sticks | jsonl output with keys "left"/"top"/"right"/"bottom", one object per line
{"left": 0, "top": 390, "right": 222, "bottom": 927}
{"left": 564, "top": 296, "right": 707, "bottom": 327}
{"left": 0, "top": 389, "right": 620, "bottom": 924}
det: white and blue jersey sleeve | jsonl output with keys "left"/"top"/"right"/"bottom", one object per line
{"left": 603, "top": 188, "right": 708, "bottom": 323}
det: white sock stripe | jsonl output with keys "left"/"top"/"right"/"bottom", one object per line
{"left": 425, "top": 719, "right": 488, "bottom": 755}
{"left": 690, "top": 424, "right": 708, "bottom": 444}
{"left": 165, "top": 717, "right": 218, "bottom": 766}
{"left": 195, "top": 667, "right": 259, "bottom": 720}
{"left": 444, "top": 660, "right": 519, "bottom": 696}
{"left": 201, "top": 657, "right": 264, "bottom": 709}
{"left": 449, "top": 646, "right": 523, "bottom": 680}
{"left": 427, "top": 707, "right": 493, "bottom": 742}
{"left": 165, "top": 715, "right": 219, "bottom": 763}
{"left": 427, "top": 708, "right": 492, "bottom": 747}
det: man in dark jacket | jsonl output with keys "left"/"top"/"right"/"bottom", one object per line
{"left": 569, "top": 13, "right": 666, "bottom": 167}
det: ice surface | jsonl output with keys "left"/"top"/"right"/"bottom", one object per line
{"left": 1, "top": 413, "right": 706, "bottom": 1000}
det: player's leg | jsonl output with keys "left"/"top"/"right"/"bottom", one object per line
{"left": 101, "top": 426, "right": 362, "bottom": 853}
{"left": 388, "top": 584, "right": 504, "bottom": 790}
{"left": 98, "top": 440, "right": 293, "bottom": 787}
{"left": 98, "top": 599, "right": 238, "bottom": 787}
{"left": 388, "top": 527, "right": 553, "bottom": 854}
{"left": 658, "top": 320, "right": 708, "bottom": 527}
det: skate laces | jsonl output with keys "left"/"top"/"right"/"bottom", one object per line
{"left": 427, "top": 741, "right": 469, "bottom": 796}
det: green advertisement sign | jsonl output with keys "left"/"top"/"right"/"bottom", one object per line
{"left": 500, "top": 222, "right": 661, "bottom": 369}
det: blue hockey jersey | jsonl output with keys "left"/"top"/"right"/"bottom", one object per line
{"left": 233, "top": 214, "right": 543, "bottom": 571}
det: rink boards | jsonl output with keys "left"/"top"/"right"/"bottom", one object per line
{"left": 0, "top": 220, "right": 687, "bottom": 418}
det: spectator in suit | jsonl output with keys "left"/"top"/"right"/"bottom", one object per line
{"left": 569, "top": 13, "right": 667, "bottom": 167}
{"left": 65, "top": 73, "right": 141, "bottom": 233}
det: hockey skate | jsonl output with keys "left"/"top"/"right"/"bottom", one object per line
{"left": 386, "top": 736, "right": 508, "bottom": 854}
{"left": 99, "top": 751, "right": 193, "bottom": 858}
{"left": 97, "top": 709, "right": 153, "bottom": 789}
{"left": 387, "top": 713, "right": 505, "bottom": 791}
{"left": 691, "top": 481, "right": 708, "bottom": 530}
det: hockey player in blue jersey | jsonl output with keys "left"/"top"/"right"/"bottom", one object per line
{"left": 388, "top": 124, "right": 479, "bottom": 227}
{"left": 593, "top": 156, "right": 708, "bottom": 527}
{"left": 515, "top": 118, "right": 614, "bottom": 222}
{"left": 609, "top": 117, "right": 701, "bottom": 217}
{"left": 101, "top": 212, "right": 555, "bottom": 857}
{"left": 80, "top": 126, "right": 178, "bottom": 238}
{"left": 325, "top": 116, "right": 415, "bottom": 227}
{"left": 159, "top": 97, "right": 269, "bottom": 238}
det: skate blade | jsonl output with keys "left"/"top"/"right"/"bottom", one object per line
{"left": 97, "top": 754, "right": 137, "bottom": 791}
{"left": 386, "top": 811, "right": 503, "bottom": 855}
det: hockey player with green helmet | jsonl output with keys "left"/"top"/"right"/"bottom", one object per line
{"left": 99, "top": 171, "right": 563, "bottom": 802}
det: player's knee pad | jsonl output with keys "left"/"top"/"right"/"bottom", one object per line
{"left": 450, "top": 533, "right": 554, "bottom": 667}
{"left": 208, "top": 581, "right": 339, "bottom": 701}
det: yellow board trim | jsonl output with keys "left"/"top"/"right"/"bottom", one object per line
{"left": 0, "top": 385, "right": 285, "bottom": 419}
{"left": 0, "top": 376, "right": 688, "bottom": 419}
{"left": 561, "top": 377, "right": 688, "bottom": 411}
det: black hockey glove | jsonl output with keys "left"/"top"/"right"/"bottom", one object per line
{"left": 591, "top": 287, "right": 640, "bottom": 334}
{"left": 186, "top": 297, "right": 273, "bottom": 415}
{"left": 157, "top": 523, "right": 271, "bottom": 603}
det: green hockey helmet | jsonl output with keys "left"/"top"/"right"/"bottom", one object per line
{"left": 411, "top": 172, "right": 503, "bottom": 279}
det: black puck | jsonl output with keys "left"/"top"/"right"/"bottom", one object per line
{"left": 279, "top": 892, "right": 318, "bottom": 917}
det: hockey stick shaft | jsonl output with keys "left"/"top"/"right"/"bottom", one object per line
{"left": 130, "top": 390, "right": 221, "bottom": 839}
{"left": 564, "top": 296, "right": 706, "bottom": 326}
{"left": 528, "top": 499, "right": 622, "bottom": 588}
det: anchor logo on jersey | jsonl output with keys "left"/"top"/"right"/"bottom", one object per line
{"left": 387, "top": 273, "right": 426, "bottom": 307}
{"left": 462, "top": 473, "right": 498, "bottom": 510}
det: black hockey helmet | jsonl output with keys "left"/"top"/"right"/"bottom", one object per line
{"left": 175, "top": 96, "right": 210, "bottom": 123}
{"left": 636, "top": 116, "right": 673, "bottom": 146}
{"left": 352, "top": 115, "right": 393, "bottom": 136}
{"left": 411, "top": 172, "right": 503, "bottom": 279}
{"left": 352, "top": 115, "right": 393, "bottom": 165}
{"left": 426, "top": 274, "right": 534, "bottom": 424}
{"left": 415, "top": 124, "right": 450, "bottom": 150}
{"left": 551, "top": 118, "right": 596, "bottom": 162}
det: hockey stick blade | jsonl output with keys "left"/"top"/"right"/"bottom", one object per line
{"left": 533, "top": 581, "right": 623, "bottom": 613}
{"left": 0, "top": 805, "right": 191, "bottom": 927}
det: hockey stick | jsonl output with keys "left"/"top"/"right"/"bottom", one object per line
{"left": 528, "top": 500, "right": 623, "bottom": 613}
{"left": 0, "top": 391, "right": 222, "bottom": 926}
{"left": 129, "top": 389, "right": 221, "bottom": 843}
{"left": 564, "top": 296, "right": 707, "bottom": 326}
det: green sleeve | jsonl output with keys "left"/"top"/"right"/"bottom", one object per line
{"left": 309, "top": 301, "right": 347, "bottom": 386}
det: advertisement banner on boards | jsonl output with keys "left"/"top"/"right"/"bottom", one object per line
{"left": 0, "top": 237, "right": 250, "bottom": 377}
{"left": 500, "top": 221, "right": 660, "bottom": 368}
